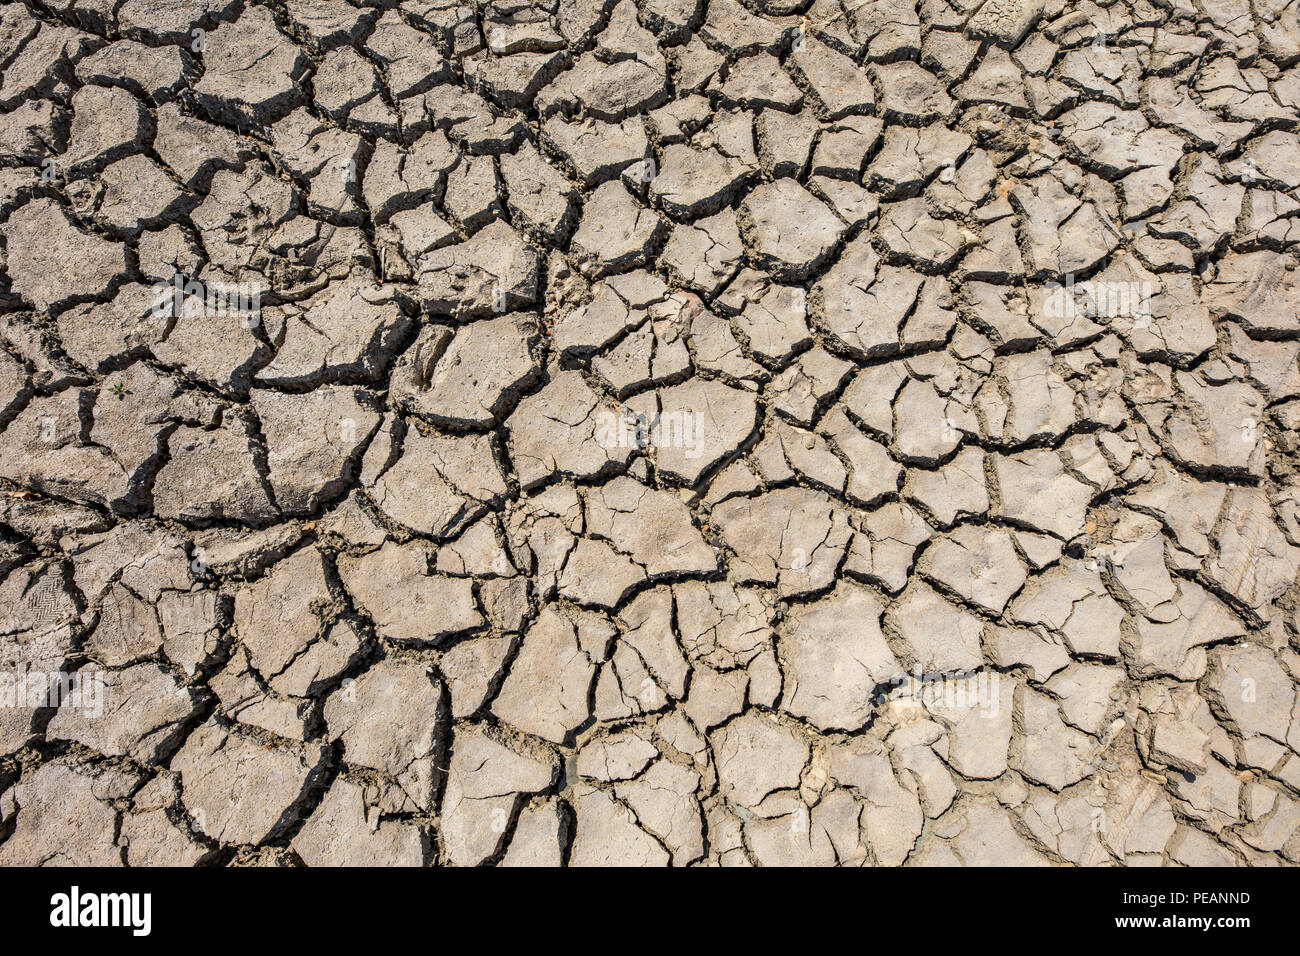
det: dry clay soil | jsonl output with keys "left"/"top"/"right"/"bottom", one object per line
{"left": 1, "top": 0, "right": 1300, "bottom": 866}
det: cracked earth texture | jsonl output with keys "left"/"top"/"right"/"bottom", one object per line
{"left": 0, "top": 0, "right": 1299, "bottom": 868}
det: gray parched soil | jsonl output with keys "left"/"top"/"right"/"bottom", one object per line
{"left": 1, "top": 0, "right": 1299, "bottom": 866}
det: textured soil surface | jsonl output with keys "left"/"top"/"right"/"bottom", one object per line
{"left": 2, "top": 0, "right": 1300, "bottom": 866}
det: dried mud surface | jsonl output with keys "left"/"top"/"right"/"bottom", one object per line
{"left": 1, "top": 0, "right": 1300, "bottom": 866}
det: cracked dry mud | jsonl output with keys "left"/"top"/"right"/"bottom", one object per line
{"left": 1, "top": 0, "right": 1300, "bottom": 870}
